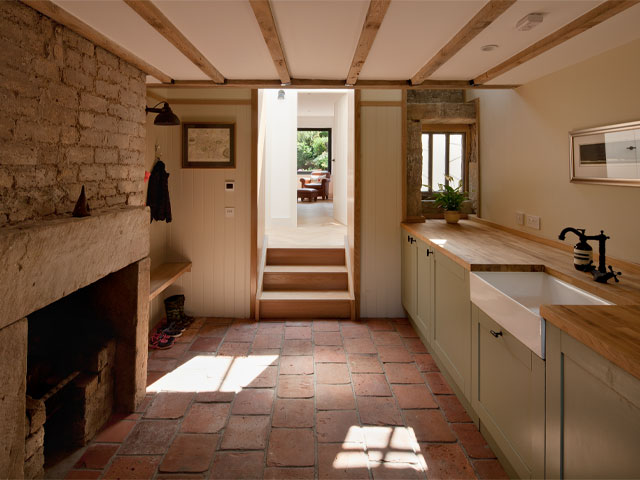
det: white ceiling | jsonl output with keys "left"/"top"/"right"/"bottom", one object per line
{"left": 360, "top": 0, "right": 486, "bottom": 80}
{"left": 297, "top": 91, "right": 348, "bottom": 117}
{"left": 49, "top": 0, "right": 640, "bottom": 86}
{"left": 432, "top": 0, "right": 601, "bottom": 80}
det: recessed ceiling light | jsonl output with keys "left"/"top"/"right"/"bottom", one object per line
{"left": 516, "top": 13, "right": 544, "bottom": 31}
{"left": 480, "top": 44, "right": 499, "bottom": 52}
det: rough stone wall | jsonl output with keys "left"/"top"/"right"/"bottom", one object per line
{"left": 0, "top": 1, "right": 147, "bottom": 226}
{"left": 24, "top": 396, "right": 45, "bottom": 480}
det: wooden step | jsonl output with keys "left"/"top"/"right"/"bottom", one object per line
{"left": 266, "top": 248, "right": 345, "bottom": 266}
{"left": 259, "top": 291, "right": 352, "bottom": 319}
{"left": 263, "top": 266, "right": 348, "bottom": 291}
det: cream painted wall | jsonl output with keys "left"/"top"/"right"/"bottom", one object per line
{"left": 360, "top": 93, "right": 404, "bottom": 318}
{"left": 147, "top": 92, "right": 253, "bottom": 319}
{"left": 468, "top": 38, "right": 640, "bottom": 263}
{"left": 264, "top": 90, "right": 298, "bottom": 229}
{"left": 145, "top": 97, "right": 169, "bottom": 327}
{"left": 333, "top": 94, "right": 350, "bottom": 225}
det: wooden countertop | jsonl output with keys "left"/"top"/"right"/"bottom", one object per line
{"left": 402, "top": 220, "right": 640, "bottom": 306}
{"left": 540, "top": 305, "right": 640, "bottom": 380}
{"left": 402, "top": 219, "right": 640, "bottom": 378}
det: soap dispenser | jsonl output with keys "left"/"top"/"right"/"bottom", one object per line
{"left": 572, "top": 234, "right": 593, "bottom": 271}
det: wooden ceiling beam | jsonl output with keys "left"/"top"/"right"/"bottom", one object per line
{"left": 124, "top": 0, "right": 225, "bottom": 84}
{"left": 411, "top": 0, "right": 516, "bottom": 85}
{"left": 249, "top": 0, "right": 291, "bottom": 85}
{"left": 147, "top": 78, "right": 520, "bottom": 90}
{"left": 21, "top": 0, "right": 173, "bottom": 83}
{"left": 473, "top": 0, "right": 639, "bottom": 85}
{"left": 346, "top": 0, "right": 391, "bottom": 86}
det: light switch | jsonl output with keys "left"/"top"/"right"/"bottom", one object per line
{"left": 225, "top": 181, "right": 235, "bottom": 191}
{"left": 225, "top": 207, "right": 235, "bottom": 218}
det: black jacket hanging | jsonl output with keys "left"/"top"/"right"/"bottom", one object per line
{"left": 146, "top": 159, "right": 172, "bottom": 223}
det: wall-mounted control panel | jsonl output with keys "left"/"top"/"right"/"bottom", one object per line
{"left": 225, "top": 207, "right": 235, "bottom": 218}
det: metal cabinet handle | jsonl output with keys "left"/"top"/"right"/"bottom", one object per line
{"left": 490, "top": 330, "right": 503, "bottom": 338}
{"left": 426, "top": 249, "right": 433, "bottom": 256}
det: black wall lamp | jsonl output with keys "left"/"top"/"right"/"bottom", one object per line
{"left": 145, "top": 102, "right": 180, "bottom": 126}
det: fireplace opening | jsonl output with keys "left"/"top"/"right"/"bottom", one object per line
{"left": 25, "top": 284, "right": 117, "bottom": 477}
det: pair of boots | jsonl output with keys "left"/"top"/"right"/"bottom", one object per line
{"left": 151, "top": 295, "right": 194, "bottom": 349}
{"left": 164, "top": 294, "right": 194, "bottom": 330}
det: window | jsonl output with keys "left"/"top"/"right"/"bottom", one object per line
{"left": 297, "top": 128, "right": 332, "bottom": 173}
{"left": 421, "top": 126, "right": 469, "bottom": 197}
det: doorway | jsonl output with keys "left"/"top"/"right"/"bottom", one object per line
{"left": 258, "top": 89, "right": 353, "bottom": 248}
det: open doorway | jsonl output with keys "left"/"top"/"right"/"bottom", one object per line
{"left": 258, "top": 89, "right": 353, "bottom": 248}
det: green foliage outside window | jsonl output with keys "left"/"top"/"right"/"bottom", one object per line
{"left": 297, "top": 130, "right": 329, "bottom": 171}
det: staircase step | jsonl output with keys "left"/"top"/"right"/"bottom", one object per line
{"left": 263, "top": 265, "right": 348, "bottom": 291}
{"left": 260, "top": 291, "right": 352, "bottom": 300}
{"left": 266, "top": 248, "right": 345, "bottom": 266}
{"left": 264, "top": 266, "right": 347, "bottom": 273}
{"left": 259, "top": 290, "right": 352, "bottom": 319}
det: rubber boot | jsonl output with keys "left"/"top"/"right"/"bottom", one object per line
{"left": 164, "top": 294, "right": 194, "bottom": 327}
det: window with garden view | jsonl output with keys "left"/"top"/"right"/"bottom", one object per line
{"left": 421, "top": 127, "right": 468, "bottom": 197}
{"left": 297, "top": 129, "right": 330, "bottom": 172}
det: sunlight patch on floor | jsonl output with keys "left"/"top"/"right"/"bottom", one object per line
{"left": 333, "top": 426, "right": 427, "bottom": 472}
{"left": 146, "top": 354, "right": 278, "bottom": 393}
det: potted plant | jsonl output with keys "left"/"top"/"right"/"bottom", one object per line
{"left": 433, "top": 176, "right": 466, "bottom": 224}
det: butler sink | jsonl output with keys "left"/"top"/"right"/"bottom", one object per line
{"left": 470, "top": 272, "right": 611, "bottom": 359}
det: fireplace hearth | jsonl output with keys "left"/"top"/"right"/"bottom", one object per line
{"left": 24, "top": 286, "right": 119, "bottom": 477}
{"left": 0, "top": 207, "right": 150, "bottom": 479}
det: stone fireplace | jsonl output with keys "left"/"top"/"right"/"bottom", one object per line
{"left": 0, "top": 206, "right": 150, "bottom": 478}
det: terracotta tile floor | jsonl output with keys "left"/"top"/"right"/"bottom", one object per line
{"left": 63, "top": 318, "right": 508, "bottom": 480}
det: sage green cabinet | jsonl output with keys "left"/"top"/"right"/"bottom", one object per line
{"left": 415, "top": 240, "right": 434, "bottom": 343}
{"left": 401, "top": 232, "right": 417, "bottom": 319}
{"left": 471, "top": 305, "right": 545, "bottom": 479}
{"left": 401, "top": 231, "right": 433, "bottom": 343}
{"left": 545, "top": 324, "right": 640, "bottom": 479}
{"left": 431, "top": 251, "right": 471, "bottom": 400}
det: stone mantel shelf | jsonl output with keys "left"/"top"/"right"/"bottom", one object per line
{"left": 0, "top": 206, "right": 150, "bottom": 329}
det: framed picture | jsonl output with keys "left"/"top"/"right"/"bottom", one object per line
{"left": 570, "top": 120, "right": 640, "bottom": 187}
{"left": 182, "top": 123, "right": 235, "bottom": 168}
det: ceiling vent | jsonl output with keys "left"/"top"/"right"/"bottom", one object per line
{"left": 516, "top": 13, "right": 544, "bottom": 31}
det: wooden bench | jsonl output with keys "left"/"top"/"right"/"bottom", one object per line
{"left": 149, "top": 262, "right": 192, "bottom": 301}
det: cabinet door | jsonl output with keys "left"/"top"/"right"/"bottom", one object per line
{"left": 401, "top": 231, "right": 417, "bottom": 318}
{"left": 431, "top": 251, "right": 471, "bottom": 399}
{"left": 471, "top": 306, "right": 545, "bottom": 479}
{"left": 415, "top": 240, "right": 433, "bottom": 344}
{"left": 546, "top": 324, "right": 640, "bottom": 479}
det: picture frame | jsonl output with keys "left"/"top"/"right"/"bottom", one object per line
{"left": 182, "top": 123, "right": 235, "bottom": 169}
{"left": 569, "top": 120, "right": 640, "bottom": 187}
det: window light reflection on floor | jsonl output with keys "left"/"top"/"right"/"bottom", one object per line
{"left": 146, "top": 354, "right": 278, "bottom": 393}
{"left": 332, "top": 426, "right": 427, "bottom": 473}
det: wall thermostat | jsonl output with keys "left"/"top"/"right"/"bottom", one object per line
{"left": 225, "top": 181, "right": 235, "bottom": 191}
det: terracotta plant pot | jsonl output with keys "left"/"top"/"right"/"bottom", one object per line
{"left": 444, "top": 210, "right": 461, "bottom": 224}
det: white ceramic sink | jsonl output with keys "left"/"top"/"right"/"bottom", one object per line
{"left": 470, "top": 272, "right": 612, "bottom": 359}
